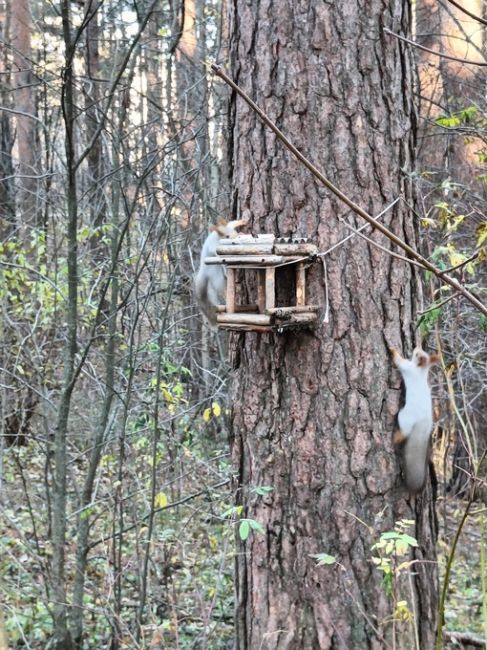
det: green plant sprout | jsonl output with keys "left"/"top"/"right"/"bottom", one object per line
{"left": 371, "top": 519, "right": 418, "bottom": 597}
{"left": 221, "top": 505, "right": 265, "bottom": 541}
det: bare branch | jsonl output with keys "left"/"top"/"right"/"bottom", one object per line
{"left": 384, "top": 27, "right": 487, "bottom": 66}
{"left": 0, "top": 105, "right": 46, "bottom": 127}
{"left": 444, "top": 0, "right": 487, "bottom": 27}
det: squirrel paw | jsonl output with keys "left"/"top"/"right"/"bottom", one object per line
{"left": 388, "top": 346, "right": 402, "bottom": 362}
{"left": 393, "top": 429, "right": 407, "bottom": 445}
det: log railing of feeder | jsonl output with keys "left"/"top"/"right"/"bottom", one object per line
{"left": 282, "top": 312, "right": 317, "bottom": 324}
{"left": 205, "top": 255, "right": 303, "bottom": 266}
{"left": 274, "top": 242, "right": 317, "bottom": 255}
{"left": 217, "top": 323, "right": 273, "bottom": 333}
{"left": 211, "top": 63, "right": 487, "bottom": 319}
{"left": 217, "top": 244, "right": 274, "bottom": 255}
{"left": 217, "top": 312, "right": 317, "bottom": 327}
{"left": 216, "top": 304, "right": 259, "bottom": 313}
{"left": 267, "top": 305, "right": 318, "bottom": 315}
{"left": 219, "top": 234, "right": 275, "bottom": 244}
{"left": 217, "top": 313, "right": 272, "bottom": 326}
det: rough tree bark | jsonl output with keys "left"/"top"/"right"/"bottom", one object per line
{"left": 228, "top": 1, "right": 438, "bottom": 648}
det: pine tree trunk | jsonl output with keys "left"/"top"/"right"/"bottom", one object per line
{"left": 10, "top": 0, "right": 39, "bottom": 226}
{"left": 228, "top": 1, "right": 438, "bottom": 648}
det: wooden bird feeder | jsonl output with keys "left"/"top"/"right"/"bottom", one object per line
{"left": 205, "top": 234, "right": 319, "bottom": 332}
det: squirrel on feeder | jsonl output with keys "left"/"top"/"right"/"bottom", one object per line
{"left": 194, "top": 218, "right": 247, "bottom": 325}
{"left": 389, "top": 346, "right": 439, "bottom": 493}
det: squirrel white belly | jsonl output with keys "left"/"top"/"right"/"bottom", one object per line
{"left": 194, "top": 218, "right": 246, "bottom": 325}
{"left": 390, "top": 347, "right": 439, "bottom": 493}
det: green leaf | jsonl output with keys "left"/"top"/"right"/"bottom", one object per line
{"left": 80, "top": 505, "right": 96, "bottom": 521}
{"left": 381, "top": 532, "right": 399, "bottom": 540}
{"left": 400, "top": 534, "right": 418, "bottom": 547}
{"left": 239, "top": 520, "right": 250, "bottom": 541}
{"left": 459, "top": 105, "right": 478, "bottom": 122}
{"left": 435, "top": 115, "right": 461, "bottom": 128}
{"left": 248, "top": 519, "right": 265, "bottom": 535}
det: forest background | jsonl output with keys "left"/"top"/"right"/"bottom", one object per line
{"left": 0, "top": 0, "right": 486, "bottom": 648}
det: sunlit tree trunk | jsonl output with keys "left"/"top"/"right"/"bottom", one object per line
{"left": 10, "top": 0, "right": 39, "bottom": 226}
{"left": 229, "top": 1, "right": 438, "bottom": 648}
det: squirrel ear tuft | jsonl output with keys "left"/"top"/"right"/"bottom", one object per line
{"left": 213, "top": 217, "right": 228, "bottom": 236}
{"left": 429, "top": 353, "right": 440, "bottom": 365}
{"left": 413, "top": 348, "right": 429, "bottom": 367}
{"left": 416, "top": 355, "right": 428, "bottom": 368}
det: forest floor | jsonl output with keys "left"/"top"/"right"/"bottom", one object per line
{"left": 439, "top": 489, "right": 486, "bottom": 649}
{"left": 1, "top": 442, "right": 485, "bottom": 648}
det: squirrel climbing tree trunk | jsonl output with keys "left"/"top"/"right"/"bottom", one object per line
{"left": 227, "top": 1, "right": 438, "bottom": 648}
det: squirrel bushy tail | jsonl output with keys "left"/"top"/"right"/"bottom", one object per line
{"left": 195, "top": 279, "right": 217, "bottom": 325}
{"left": 403, "top": 425, "right": 430, "bottom": 493}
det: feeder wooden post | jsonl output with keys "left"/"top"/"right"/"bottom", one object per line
{"left": 226, "top": 268, "right": 236, "bottom": 313}
{"left": 257, "top": 270, "right": 266, "bottom": 312}
{"left": 296, "top": 262, "right": 306, "bottom": 306}
{"left": 265, "top": 267, "right": 275, "bottom": 311}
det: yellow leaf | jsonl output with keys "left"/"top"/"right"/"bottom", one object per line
{"left": 154, "top": 492, "right": 168, "bottom": 509}
{"left": 161, "top": 386, "right": 173, "bottom": 403}
{"left": 212, "top": 402, "right": 221, "bottom": 417}
{"left": 449, "top": 252, "right": 466, "bottom": 268}
{"left": 203, "top": 407, "right": 212, "bottom": 422}
{"left": 476, "top": 221, "right": 487, "bottom": 247}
